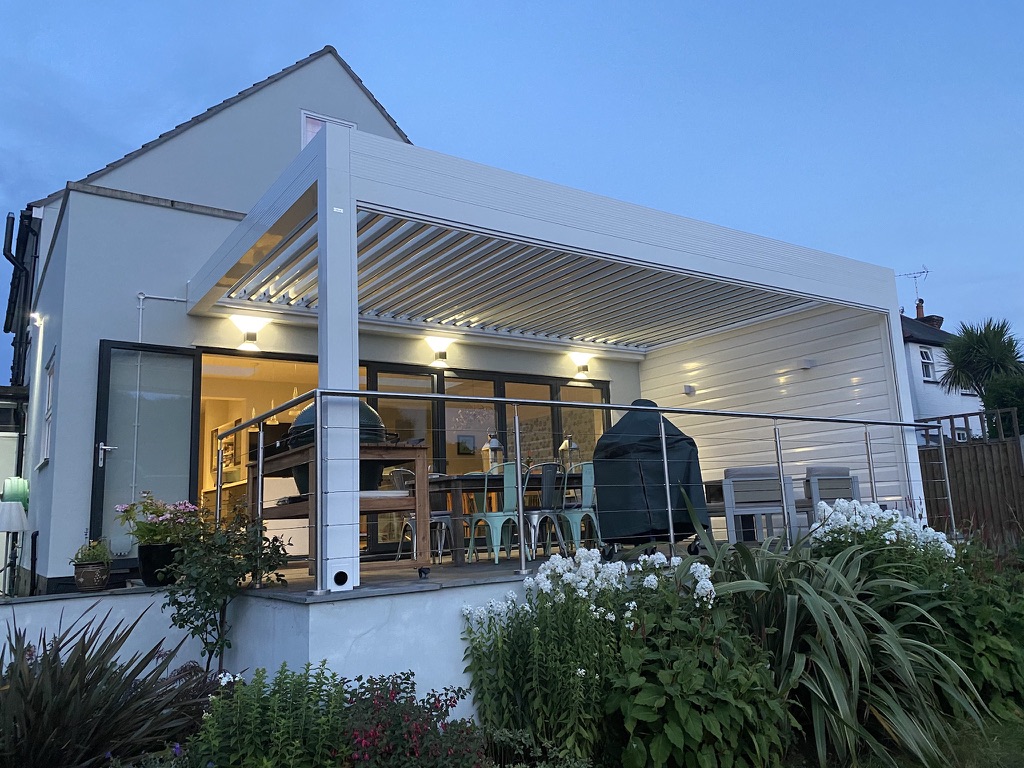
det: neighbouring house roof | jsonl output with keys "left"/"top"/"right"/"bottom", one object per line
{"left": 901, "top": 314, "right": 956, "bottom": 346}
{"left": 29, "top": 45, "right": 410, "bottom": 209}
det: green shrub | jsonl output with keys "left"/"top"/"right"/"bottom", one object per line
{"left": 188, "top": 663, "right": 483, "bottom": 768}
{"left": 706, "top": 535, "right": 983, "bottom": 768}
{"left": 345, "top": 670, "right": 485, "bottom": 767}
{"left": 0, "top": 609, "right": 206, "bottom": 768}
{"left": 607, "top": 561, "right": 788, "bottom": 768}
{"left": 187, "top": 662, "right": 351, "bottom": 768}
{"left": 463, "top": 552, "right": 625, "bottom": 763}
{"left": 916, "top": 546, "right": 1024, "bottom": 718}
{"left": 464, "top": 550, "right": 788, "bottom": 767}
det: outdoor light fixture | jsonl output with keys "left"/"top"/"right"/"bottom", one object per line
{"left": 29, "top": 312, "right": 42, "bottom": 327}
{"left": 683, "top": 384, "right": 697, "bottom": 397}
{"left": 425, "top": 336, "right": 455, "bottom": 368}
{"left": 569, "top": 352, "right": 592, "bottom": 380}
{"left": 558, "top": 434, "right": 581, "bottom": 468}
{"left": 230, "top": 315, "right": 270, "bottom": 351}
{"left": 481, "top": 433, "right": 504, "bottom": 472}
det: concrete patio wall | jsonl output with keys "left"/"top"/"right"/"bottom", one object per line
{"left": 2, "top": 576, "right": 527, "bottom": 721}
{"left": 0, "top": 590, "right": 204, "bottom": 663}
{"left": 225, "top": 577, "right": 525, "bottom": 714}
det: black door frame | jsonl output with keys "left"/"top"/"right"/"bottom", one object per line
{"left": 89, "top": 340, "right": 203, "bottom": 540}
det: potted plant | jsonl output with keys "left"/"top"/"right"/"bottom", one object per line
{"left": 116, "top": 492, "right": 203, "bottom": 587}
{"left": 70, "top": 539, "right": 112, "bottom": 592}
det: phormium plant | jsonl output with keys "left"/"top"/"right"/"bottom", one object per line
{"left": 0, "top": 608, "right": 206, "bottom": 768}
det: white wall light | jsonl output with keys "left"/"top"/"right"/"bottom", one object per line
{"left": 569, "top": 352, "right": 593, "bottom": 380}
{"left": 425, "top": 336, "right": 455, "bottom": 368}
{"left": 230, "top": 315, "right": 271, "bottom": 351}
{"left": 683, "top": 384, "right": 697, "bottom": 397}
{"left": 29, "top": 312, "right": 42, "bottom": 327}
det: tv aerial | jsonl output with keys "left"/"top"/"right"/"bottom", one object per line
{"left": 898, "top": 265, "right": 930, "bottom": 301}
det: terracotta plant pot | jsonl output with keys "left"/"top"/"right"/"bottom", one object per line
{"left": 137, "top": 543, "right": 178, "bottom": 587}
{"left": 74, "top": 562, "right": 110, "bottom": 592}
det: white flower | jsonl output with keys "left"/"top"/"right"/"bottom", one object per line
{"left": 694, "top": 578, "right": 715, "bottom": 608}
{"left": 576, "top": 668, "right": 587, "bottom": 677}
{"left": 642, "top": 574, "right": 659, "bottom": 590}
{"left": 688, "top": 562, "right": 711, "bottom": 582}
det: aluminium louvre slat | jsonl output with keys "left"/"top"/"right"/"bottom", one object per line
{"left": 357, "top": 220, "right": 442, "bottom": 274}
{"left": 536, "top": 281, "right": 748, "bottom": 343}
{"left": 356, "top": 220, "right": 432, "bottom": 271}
{"left": 356, "top": 214, "right": 416, "bottom": 255}
{"left": 515, "top": 271, "right": 755, "bottom": 335}
{"left": 227, "top": 214, "right": 317, "bottom": 299}
{"left": 427, "top": 250, "right": 584, "bottom": 325}
{"left": 463, "top": 256, "right": 639, "bottom": 327}
{"left": 266, "top": 251, "right": 319, "bottom": 304}
{"left": 472, "top": 257, "right": 642, "bottom": 326}
{"left": 357, "top": 228, "right": 477, "bottom": 303}
{"left": 240, "top": 238, "right": 319, "bottom": 302}
{"left": 366, "top": 238, "right": 534, "bottom": 319}
{"left": 418, "top": 245, "right": 582, "bottom": 323}
{"left": 387, "top": 241, "right": 544, "bottom": 321}
{"left": 359, "top": 233, "right": 502, "bottom": 311}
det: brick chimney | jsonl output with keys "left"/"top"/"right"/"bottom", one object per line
{"left": 915, "top": 298, "right": 944, "bottom": 329}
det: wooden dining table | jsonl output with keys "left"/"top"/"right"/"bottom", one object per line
{"left": 426, "top": 470, "right": 584, "bottom": 566}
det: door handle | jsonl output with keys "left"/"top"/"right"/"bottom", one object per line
{"left": 97, "top": 442, "right": 118, "bottom": 468}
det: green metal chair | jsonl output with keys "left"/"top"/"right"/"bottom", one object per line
{"left": 558, "top": 461, "right": 601, "bottom": 551}
{"left": 467, "top": 463, "right": 521, "bottom": 564}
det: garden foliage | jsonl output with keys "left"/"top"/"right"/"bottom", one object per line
{"left": 0, "top": 609, "right": 208, "bottom": 768}
{"left": 188, "top": 663, "right": 484, "bottom": 768}
{"left": 463, "top": 498, "right": 1007, "bottom": 768}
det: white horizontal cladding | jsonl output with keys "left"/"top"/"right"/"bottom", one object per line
{"left": 639, "top": 304, "right": 910, "bottom": 503}
{"left": 349, "top": 131, "right": 896, "bottom": 308}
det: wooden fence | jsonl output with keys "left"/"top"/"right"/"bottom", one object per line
{"left": 918, "top": 409, "right": 1024, "bottom": 550}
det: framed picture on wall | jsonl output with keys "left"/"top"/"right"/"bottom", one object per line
{"left": 212, "top": 419, "right": 242, "bottom": 471}
{"left": 456, "top": 434, "right": 476, "bottom": 455}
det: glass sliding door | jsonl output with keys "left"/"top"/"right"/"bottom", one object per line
{"left": 443, "top": 378, "right": 497, "bottom": 475}
{"left": 504, "top": 382, "right": 556, "bottom": 465}
{"left": 91, "top": 343, "right": 199, "bottom": 557}
{"left": 368, "top": 371, "right": 436, "bottom": 553}
{"left": 558, "top": 384, "right": 606, "bottom": 462}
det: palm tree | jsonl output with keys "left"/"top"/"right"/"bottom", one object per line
{"left": 939, "top": 318, "right": 1024, "bottom": 397}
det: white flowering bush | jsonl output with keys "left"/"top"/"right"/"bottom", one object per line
{"left": 463, "top": 548, "right": 787, "bottom": 767}
{"left": 810, "top": 499, "right": 956, "bottom": 566}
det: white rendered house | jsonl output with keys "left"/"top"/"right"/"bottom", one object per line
{"left": 5, "top": 47, "right": 926, "bottom": 598}
{"left": 901, "top": 300, "right": 981, "bottom": 442}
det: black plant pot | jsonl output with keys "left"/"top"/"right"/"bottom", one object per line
{"left": 137, "top": 543, "right": 178, "bottom": 587}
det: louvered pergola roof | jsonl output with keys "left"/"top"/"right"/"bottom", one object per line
{"left": 188, "top": 127, "right": 855, "bottom": 356}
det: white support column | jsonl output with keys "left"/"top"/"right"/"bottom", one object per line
{"left": 317, "top": 121, "right": 361, "bottom": 590}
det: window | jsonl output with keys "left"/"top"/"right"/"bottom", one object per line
{"left": 41, "top": 353, "right": 55, "bottom": 463}
{"left": 302, "top": 114, "right": 324, "bottom": 148}
{"left": 954, "top": 428, "right": 968, "bottom": 443}
{"left": 300, "top": 112, "right": 355, "bottom": 149}
{"left": 919, "top": 347, "right": 936, "bottom": 381}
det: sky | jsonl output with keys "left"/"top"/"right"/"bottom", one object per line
{"left": 1, "top": 1, "right": 1022, "bottom": 381}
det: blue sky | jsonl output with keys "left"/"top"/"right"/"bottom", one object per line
{"left": 1, "top": 1, "right": 1021, "bottom": 380}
